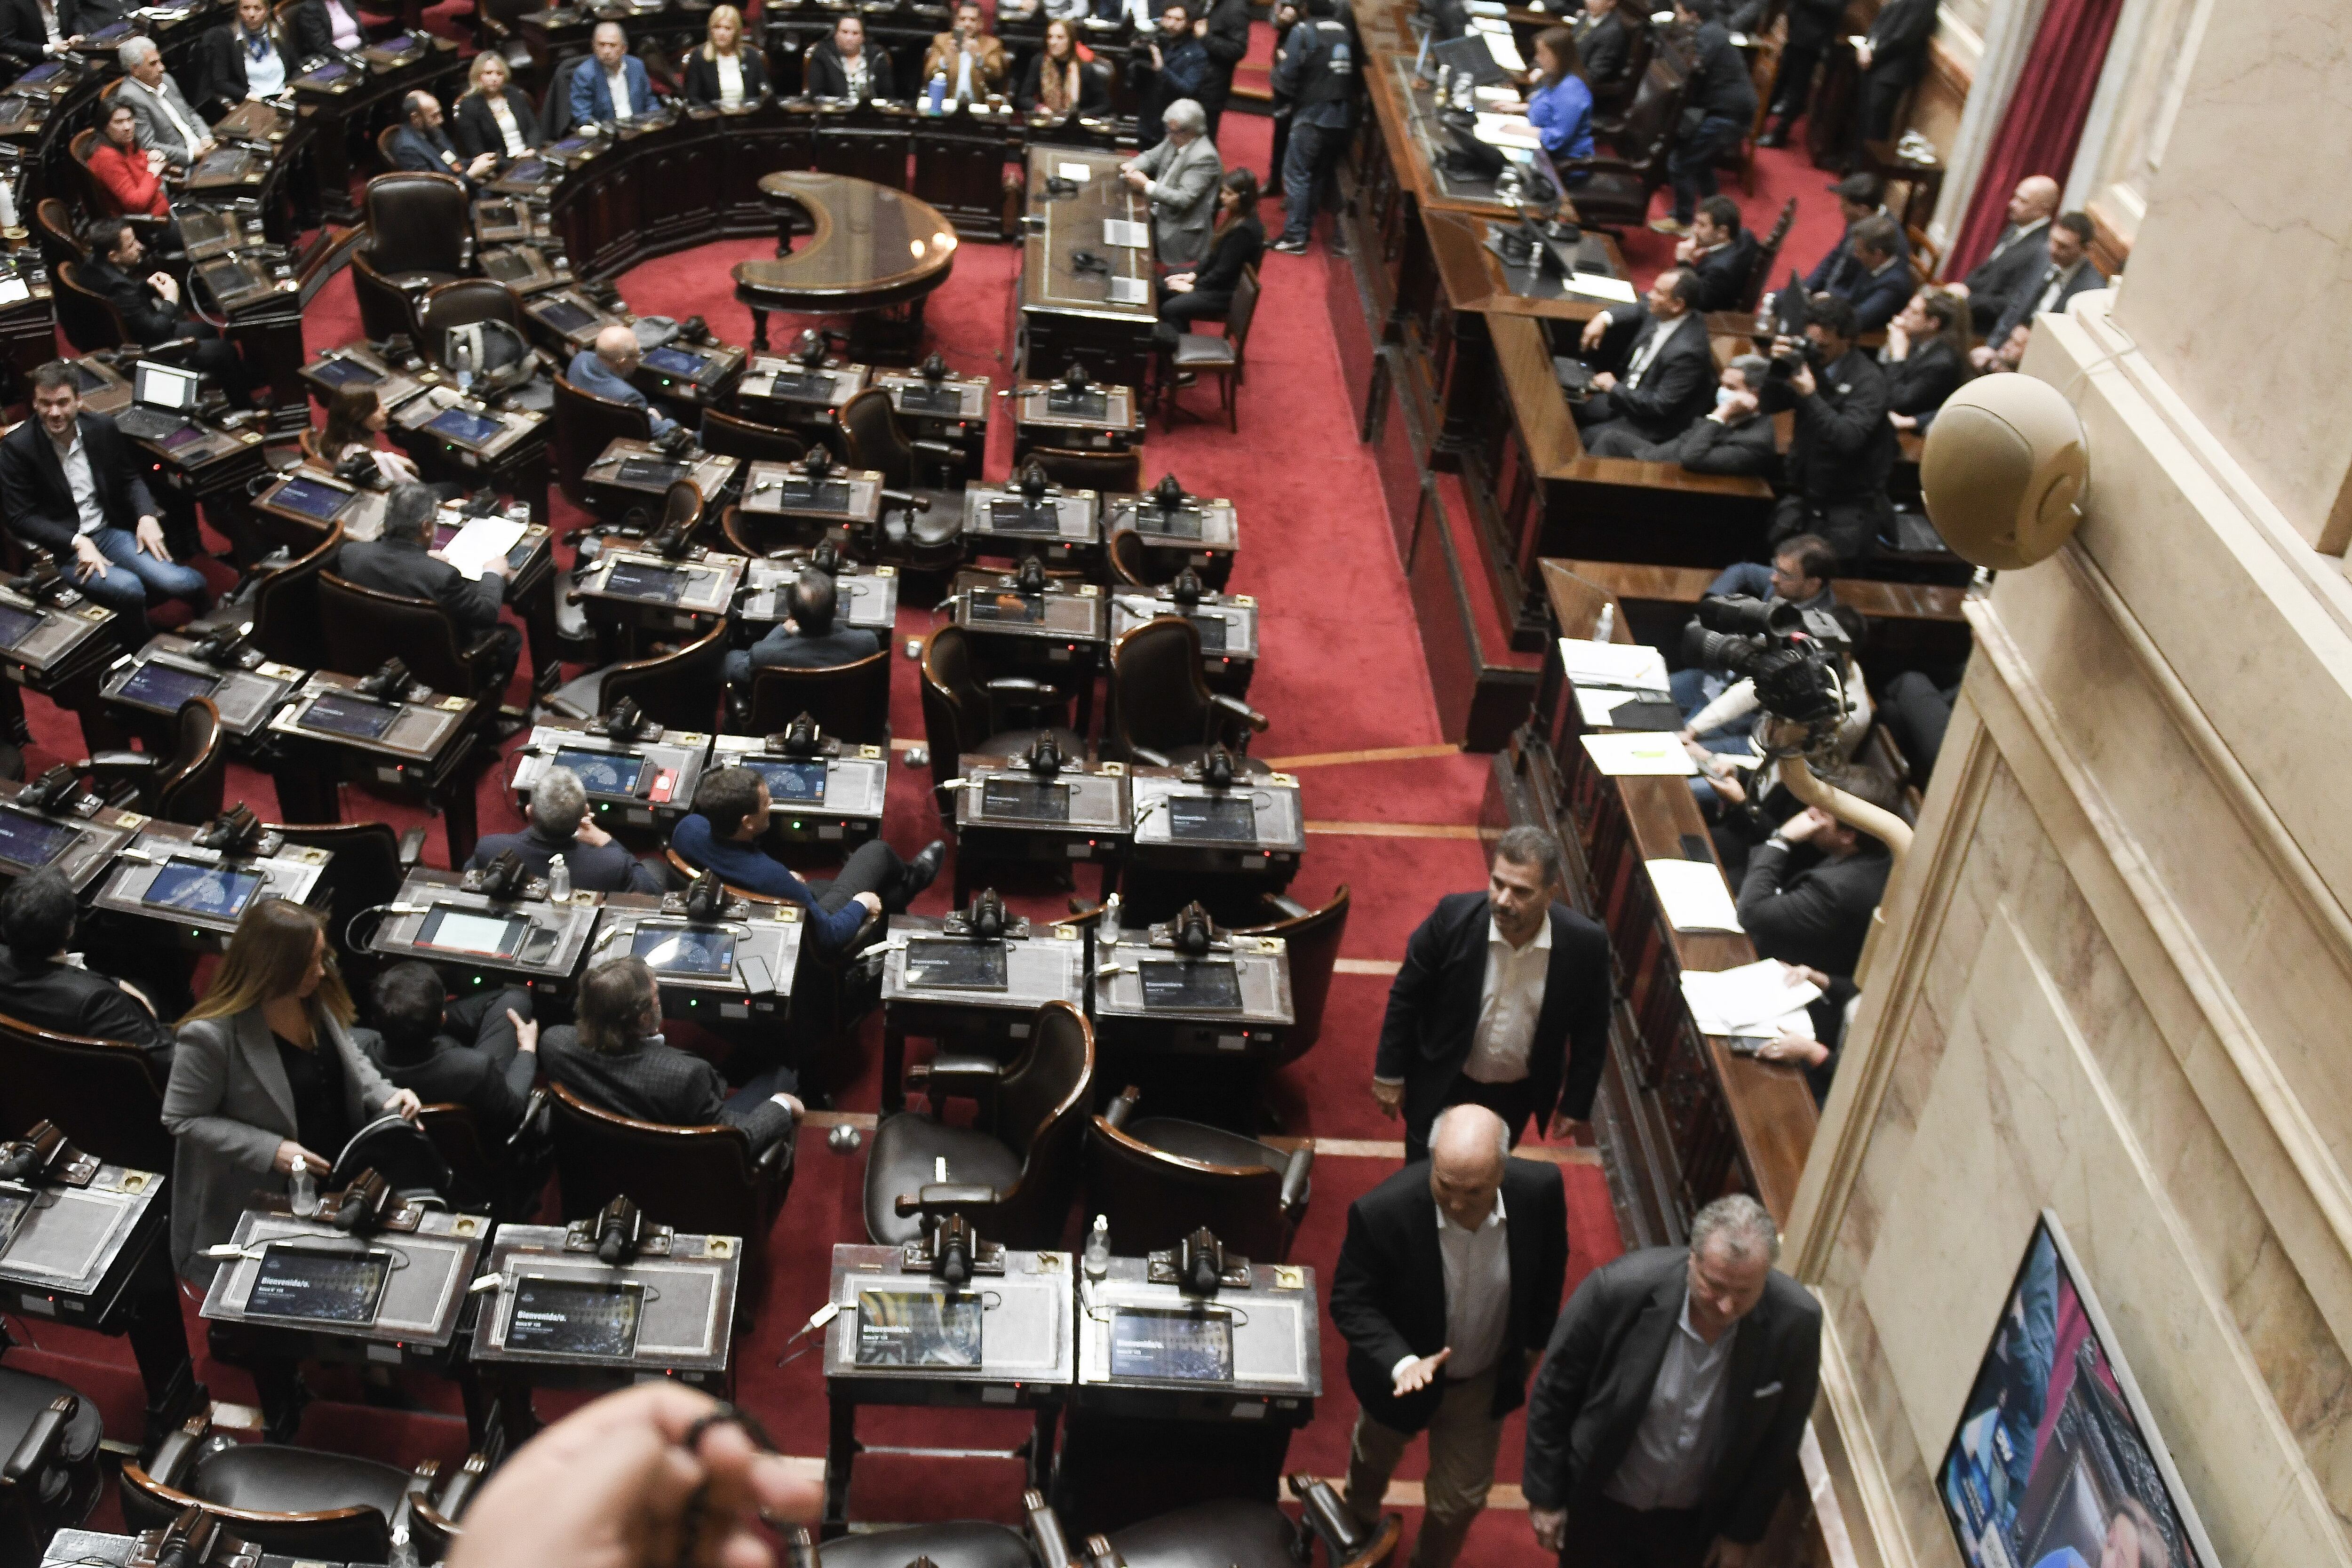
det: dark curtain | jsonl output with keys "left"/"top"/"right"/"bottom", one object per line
{"left": 1947, "top": 0, "right": 2128, "bottom": 276}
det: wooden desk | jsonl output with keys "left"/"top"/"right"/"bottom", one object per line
{"left": 1013, "top": 144, "right": 1157, "bottom": 390}
{"left": 733, "top": 171, "right": 959, "bottom": 354}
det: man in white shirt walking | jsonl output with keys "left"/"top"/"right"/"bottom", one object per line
{"left": 1330, "top": 1104, "right": 1571, "bottom": 1568}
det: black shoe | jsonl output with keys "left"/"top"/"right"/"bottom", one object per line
{"left": 903, "top": 839, "right": 946, "bottom": 901}
{"left": 1757, "top": 124, "right": 1789, "bottom": 149}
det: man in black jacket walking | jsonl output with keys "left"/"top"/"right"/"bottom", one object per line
{"left": 1374, "top": 826, "right": 1612, "bottom": 1163}
{"left": 1765, "top": 294, "right": 1895, "bottom": 563}
{"left": 337, "top": 482, "right": 523, "bottom": 704}
{"left": 1524, "top": 1195, "right": 1820, "bottom": 1568}
{"left": 1334, "top": 1105, "right": 1569, "bottom": 1568}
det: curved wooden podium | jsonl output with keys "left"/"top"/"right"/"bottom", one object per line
{"left": 733, "top": 171, "right": 960, "bottom": 350}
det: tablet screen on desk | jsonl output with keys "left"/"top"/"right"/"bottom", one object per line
{"left": 1134, "top": 506, "right": 1203, "bottom": 540}
{"left": 508, "top": 1276, "right": 643, "bottom": 1358}
{"left": 144, "top": 859, "right": 261, "bottom": 919}
{"left": 310, "top": 356, "right": 380, "bottom": 388}
{"left": 1139, "top": 959, "right": 1243, "bottom": 1012}
{"left": 551, "top": 135, "right": 594, "bottom": 154}
{"left": 1185, "top": 613, "right": 1228, "bottom": 653}
{"left": 535, "top": 298, "right": 598, "bottom": 334}
{"left": 967, "top": 591, "right": 1045, "bottom": 625}
{"left": 630, "top": 924, "right": 736, "bottom": 977}
{"left": 855, "top": 1288, "right": 982, "bottom": 1367}
{"left": 16, "top": 62, "right": 62, "bottom": 86}
{"left": 301, "top": 692, "right": 399, "bottom": 740}
{"left": 895, "top": 383, "right": 963, "bottom": 416}
{"left": 768, "top": 478, "right": 852, "bottom": 513}
{"left": 306, "top": 61, "right": 350, "bottom": 83}
{"left": 902, "top": 938, "right": 1008, "bottom": 991}
{"left": 505, "top": 158, "right": 550, "bottom": 183}
{"left": 417, "top": 907, "right": 530, "bottom": 958}
{"left": 986, "top": 499, "right": 1060, "bottom": 534}
{"left": 0, "top": 808, "right": 74, "bottom": 869}
{"left": 427, "top": 407, "right": 504, "bottom": 447}
{"left": 246, "top": 1245, "right": 389, "bottom": 1326}
{"left": 160, "top": 424, "right": 207, "bottom": 453}
{"left": 747, "top": 758, "right": 826, "bottom": 804}
{"left": 1043, "top": 386, "right": 1109, "bottom": 420}
{"left": 764, "top": 370, "right": 834, "bottom": 402}
{"left": 1110, "top": 1307, "right": 1233, "bottom": 1381}
{"left": 1168, "top": 795, "right": 1256, "bottom": 843}
{"left": 273, "top": 476, "right": 353, "bottom": 521}
{"left": 0, "top": 602, "right": 41, "bottom": 651}
{"left": 644, "top": 346, "right": 708, "bottom": 378}
{"left": 603, "top": 561, "right": 689, "bottom": 603}
{"left": 615, "top": 458, "right": 689, "bottom": 488}
{"left": 551, "top": 747, "right": 652, "bottom": 799}
{"left": 981, "top": 779, "right": 1069, "bottom": 823}
{"left": 119, "top": 661, "right": 222, "bottom": 711}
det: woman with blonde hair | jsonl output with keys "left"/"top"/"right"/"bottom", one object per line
{"left": 163, "top": 899, "right": 420, "bottom": 1282}
{"left": 683, "top": 5, "right": 770, "bottom": 107}
{"left": 452, "top": 48, "right": 540, "bottom": 161}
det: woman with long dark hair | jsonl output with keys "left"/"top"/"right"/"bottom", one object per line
{"left": 320, "top": 383, "right": 420, "bottom": 485}
{"left": 1156, "top": 166, "right": 1264, "bottom": 362}
{"left": 1017, "top": 19, "right": 1105, "bottom": 114}
{"left": 1524, "top": 26, "right": 1593, "bottom": 161}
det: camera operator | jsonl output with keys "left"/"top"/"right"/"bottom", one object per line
{"left": 1765, "top": 293, "right": 1896, "bottom": 564}
{"left": 1669, "top": 538, "right": 1836, "bottom": 717}
{"left": 1734, "top": 767, "right": 1901, "bottom": 978}
{"left": 1136, "top": 2, "right": 1214, "bottom": 139}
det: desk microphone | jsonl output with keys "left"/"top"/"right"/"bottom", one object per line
{"left": 1069, "top": 248, "right": 1110, "bottom": 274}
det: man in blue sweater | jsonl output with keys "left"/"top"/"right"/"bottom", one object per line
{"left": 668, "top": 766, "right": 944, "bottom": 953}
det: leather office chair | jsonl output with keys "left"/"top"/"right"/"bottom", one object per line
{"left": 1087, "top": 1085, "right": 1311, "bottom": 1261}
{"left": 540, "top": 54, "right": 587, "bottom": 142}
{"left": 34, "top": 198, "right": 84, "bottom": 270}
{"left": 1104, "top": 617, "right": 1269, "bottom": 770}
{"left": 741, "top": 647, "right": 890, "bottom": 743}
{"left": 1105, "top": 526, "right": 1177, "bottom": 589}
{"left": 1589, "top": 2, "right": 1653, "bottom": 136}
{"left": 348, "top": 247, "right": 423, "bottom": 344}
{"left": 1738, "top": 197, "right": 1797, "bottom": 313}
{"left": 361, "top": 170, "right": 471, "bottom": 286}
{"left": 235, "top": 522, "right": 343, "bottom": 672}
{"left": 373, "top": 122, "right": 403, "bottom": 172}
{"left": 1235, "top": 886, "right": 1349, "bottom": 1066}
{"left": 1105, "top": 1487, "right": 1400, "bottom": 1568}
{"left": 121, "top": 1414, "right": 478, "bottom": 1563}
{"left": 52, "top": 261, "right": 129, "bottom": 352}
{"left": 720, "top": 502, "right": 834, "bottom": 558}
{"left": 416, "top": 1099, "right": 549, "bottom": 1223}
{"left": 405, "top": 1451, "right": 495, "bottom": 1564}
{"left": 699, "top": 407, "right": 807, "bottom": 465}
{"left": 546, "top": 1082, "right": 795, "bottom": 1314}
{"left": 67, "top": 128, "right": 172, "bottom": 241}
{"left": 85, "top": 697, "right": 228, "bottom": 826}
{"left": 0, "top": 1013, "right": 172, "bottom": 1168}
{"left": 1161, "top": 267, "right": 1257, "bottom": 433}
{"left": 318, "top": 572, "right": 507, "bottom": 701}
{"left": 0, "top": 1369, "right": 103, "bottom": 1558}
{"left": 863, "top": 999, "right": 1094, "bottom": 1248}
{"left": 1026, "top": 445, "right": 1138, "bottom": 494}
{"left": 270, "top": 820, "right": 428, "bottom": 992}
{"left": 545, "top": 620, "right": 730, "bottom": 731}
{"left": 418, "top": 276, "right": 528, "bottom": 349}
{"left": 917, "top": 623, "right": 1083, "bottom": 813}
{"left": 834, "top": 387, "right": 965, "bottom": 569}
{"left": 1551, "top": 61, "right": 1683, "bottom": 231}
{"left": 551, "top": 372, "right": 653, "bottom": 512}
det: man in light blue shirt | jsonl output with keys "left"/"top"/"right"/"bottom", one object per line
{"left": 567, "top": 324, "right": 675, "bottom": 438}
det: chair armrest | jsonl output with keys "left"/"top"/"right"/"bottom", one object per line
{"left": 1208, "top": 692, "right": 1269, "bottom": 733}
{"left": 755, "top": 1132, "right": 794, "bottom": 1181}
{"left": 893, "top": 1180, "right": 1000, "bottom": 1218}
{"left": 1289, "top": 1474, "right": 1395, "bottom": 1568}
{"left": 398, "top": 825, "right": 430, "bottom": 866}
{"left": 1129, "top": 744, "right": 1172, "bottom": 767}
{"left": 144, "top": 1416, "right": 212, "bottom": 1490}
{"left": 504, "top": 1088, "right": 551, "bottom": 1154}
{"left": 0, "top": 1394, "right": 75, "bottom": 1486}
{"left": 431, "top": 1452, "right": 491, "bottom": 1518}
{"left": 1278, "top": 1143, "right": 1314, "bottom": 1217}
{"left": 1102, "top": 1084, "right": 1141, "bottom": 1130}
{"left": 85, "top": 750, "right": 159, "bottom": 774}
{"left": 880, "top": 488, "right": 932, "bottom": 513}
{"left": 906, "top": 1055, "right": 1003, "bottom": 1105}
{"left": 461, "top": 630, "right": 506, "bottom": 665}
{"left": 909, "top": 438, "right": 962, "bottom": 469}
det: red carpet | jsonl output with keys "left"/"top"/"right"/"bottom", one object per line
{"left": 9, "top": 61, "right": 1866, "bottom": 1561}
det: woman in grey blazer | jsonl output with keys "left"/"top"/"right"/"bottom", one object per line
{"left": 163, "top": 899, "right": 420, "bottom": 1281}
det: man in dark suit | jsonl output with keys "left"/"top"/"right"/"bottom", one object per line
{"left": 1734, "top": 774, "right": 1897, "bottom": 976}
{"left": 1953, "top": 174, "right": 2058, "bottom": 334}
{"left": 1764, "top": 294, "right": 1896, "bottom": 563}
{"left": 389, "top": 90, "right": 497, "bottom": 193}
{"left": 804, "top": 14, "right": 895, "bottom": 99}
{"left": 1194, "top": 0, "right": 1251, "bottom": 141}
{"left": 1851, "top": 0, "right": 1937, "bottom": 154}
{"left": 541, "top": 955, "right": 800, "bottom": 1155}
{"left": 724, "top": 568, "right": 881, "bottom": 686}
{"left": 1333, "top": 1106, "right": 1569, "bottom": 1568}
{"left": 1752, "top": 0, "right": 1842, "bottom": 147}
{"left": 467, "top": 766, "right": 664, "bottom": 894}
{"left": 1882, "top": 288, "right": 1964, "bottom": 433}
{"left": 1975, "top": 212, "right": 2103, "bottom": 366}
{"left": 336, "top": 481, "right": 522, "bottom": 704}
{"left": 366, "top": 962, "right": 539, "bottom": 1132}
{"left": 1374, "top": 825, "right": 1612, "bottom": 1164}
{"left": 0, "top": 868, "right": 174, "bottom": 1066}
{"left": 0, "top": 0, "right": 82, "bottom": 75}
{"left": 1573, "top": 270, "right": 1717, "bottom": 453}
{"left": 193, "top": 0, "right": 292, "bottom": 116}
{"left": 1674, "top": 198, "right": 1756, "bottom": 313}
{"left": 1524, "top": 1194, "right": 1820, "bottom": 1568}
{"left": 80, "top": 217, "right": 251, "bottom": 402}
{"left": 0, "top": 361, "right": 211, "bottom": 629}
{"left": 1616, "top": 356, "right": 1778, "bottom": 478}
{"left": 1819, "top": 214, "right": 1910, "bottom": 334}
{"left": 1570, "top": 0, "right": 1629, "bottom": 91}
{"left": 1804, "top": 174, "right": 1910, "bottom": 294}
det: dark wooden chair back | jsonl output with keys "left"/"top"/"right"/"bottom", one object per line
{"left": 348, "top": 247, "right": 420, "bottom": 343}
{"left": 246, "top": 521, "right": 342, "bottom": 671}
{"left": 834, "top": 386, "right": 914, "bottom": 487}
{"left": 918, "top": 623, "right": 988, "bottom": 792}
{"left": 594, "top": 620, "right": 731, "bottom": 733}
{"left": 52, "top": 262, "right": 126, "bottom": 352}
{"left": 154, "top": 696, "right": 228, "bottom": 824}
{"left": 119, "top": 1462, "right": 399, "bottom": 1564}
{"left": 1085, "top": 1101, "right": 1298, "bottom": 1261}
{"left": 419, "top": 277, "right": 524, "bottom": 347}
{"left": 1105, "top": 527, "right": 1174, "bottom": 589}
{"left": 699, "top": 408, "right": 807, "bottom": 464}
{"left": 551, "top": 372, "right": 653, "bottom": 509}
{"left": 1236, "top": 886, "right": 1351, "bottom": 1066}
{"left": 986, "top": 999, "right": 1095, "bottom": 1243}
{"left": 721, "top": 503, "right": 835, "bottom": 558}
{"left": 1107, "top": 616, "right": 1215, "bottom": 764}
{"left": 545, "top": 1082, "right": 792, "bottom": 1285}
{"left": 1027, "top": 445, "right": 1138, "bottom": 494}
{"left": 1740, "top": 197, "right": 1798, "bottom": 313}
{"left": 361, "top": 170, "right": 470, "bottom": 277}
{"left": 268, "top": 820, "right": 414, "bottom": 967}
{"left": 34, "top": 198, "right": 84, "bottom": 268}
{"left": 0, "top": 1012, "right": 171, "bottom": 1169}
{"left": 744, "top": 647, "right": 890, "bottom": 743}
{"left": 317, "top": 573, "right": 494, "bottom": 699}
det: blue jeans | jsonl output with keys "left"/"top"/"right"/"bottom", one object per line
{"left": 1668, "top": 112, "right": 1744, "bottom": 223}
{"left": 1279, "top": 119, "right": 1345, "bottom": 246}
{"left": 73, "top": 526, "right": 209, "bottom": 620}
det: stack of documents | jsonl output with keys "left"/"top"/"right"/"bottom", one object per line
{"left": 1645, "top": 859, "right": 1740, "bottom": 932}
{"left": 1681, "top": 959, "right": 1820, "bottom": 1040}
{"left": 1472, "top": 111, "right": 1542, "bottom": 150}
{"left": 440, "top": 517, "right": 526, "bottom": 580}
{"left": 1562, "top": 639, "right": 1680, "bottom": 733}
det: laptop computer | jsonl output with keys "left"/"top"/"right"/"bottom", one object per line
{"left": 112, "top": 360, "right": 203, "bottom": 442}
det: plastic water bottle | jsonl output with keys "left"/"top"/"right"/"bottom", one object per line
{"left": 548, "top": 852, "right": 572, "bottom": 901}
{"left": 1084, "top": 1215, "right": 1111, "bottom": 1280}
{"left": 289, "top": 1154, "right": 318, "bottom": 1218}
{"left": 1591, "top": 603, "right": 1614, "bottom": 643}
{"left": 928, "top": 72, "right": 947, "bottom": 113}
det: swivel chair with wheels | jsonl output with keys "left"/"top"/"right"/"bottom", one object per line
{"left": 835, "top": 386, "right": 965, "bottom": 568}
{"left": 1104, "top": 617, "right": 1268, "bottom": 770}
{"left": 1085, "top": 1085, "right": 1312, "bottom": 1262}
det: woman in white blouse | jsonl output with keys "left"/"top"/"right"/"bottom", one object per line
{"left": 452, "top": 51, "right": 540, "bottom": 162}
{"left": 683, "top": 7, "right": 769, "bottom": 107}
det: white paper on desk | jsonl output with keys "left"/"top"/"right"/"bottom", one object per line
{"left": 1559, "top": 272, "right": 1640, "bottom": 304}
{"left": 1472, "top": 112, "right": 1542, "bottom": 151}
{"left": 1103, "top": 218, "right": 1149, "bottom": 248}
{"left": 1473, "top": 86, "right": 1526, "bottom": 111}
{"left": 0, "top": 277, "right": 26, "bottom": 305}
{"left": 1580, "top": 732, "right": 1697, "bottom": 775}
{"left": 1055, "top": 161, "right": 1093, "bottom": 182}
{"left": 439, "top": 517, "right": 526, "bottom": 580}
{"left": 1470, "top": 16, "right": 1524, "bottom": 68}
{"left": 1558, "top": 638, "right": 1670, "bottom": 692}
{"left": 1645, "top": 859, "right": 1742, "bottom": 933}
{"left": 1577, "top": 687, "right": 1658, "bottom": 727}
{"left": 1681, "top": 959, "right": 1821, "bottom": 1034}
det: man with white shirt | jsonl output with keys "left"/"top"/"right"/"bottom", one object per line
{"left": 1374, "top": 826, "right": 1613, "bottom": 1164}
{"left": 115, "top": 36, "right": 214, "bottom": 171}
{"left": 1573, "top": 269, "right": 1719, "bottom": 454}
{"left": 569, "top": 21, "right": 656, "bottom": 127}
{"left": 1331, "top": 1105, "right": 1569, "bottom": 1568}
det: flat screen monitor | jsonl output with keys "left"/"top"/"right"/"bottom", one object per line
{"left": 17, "top": 61, "right": 63, "bottom": 85}
{"left": 603, "top": 561, "right": 689, "bottom": 604}
{"left": 644, "top": 346, "right": 709, "bottom": 378}
{"left": 1937, "top": 1216, "right": 2216, "bottom": 1568}
{"left": 0, "top": 807, "right": 76, "bottom": 869}
{"left": 134, "top": 359, "right": 200, "bottom": 413}
{"left": 301, "top": 691, "right": 399, "bottom": 740}
{"left": 901, "top": 938, "right": 1009, "bottom": 992}
{"left": 630, "top": 924, "right": 736, "bottom": 977}
{"left": 0, "top": 602, "right": 42, "bottom": 651}
{"left": 1139, "top": 959, "right": 1244, "bottom": 1012}
{"left": 119, "top": 661, "right": 222, "bottom": 711}
{"left": 503, "top": 157, "right": 550, "bottom": 183}
{"left": 766, "top": 477, "right": 852, "bottom": 513}
{"left": 855, "top": 1288, "right": 982, "bottom": 1368}
{"left": 272, "top": 476, "right": 353, "bottom": 521}
{"left": 160, "top": 424, "right": 206, "bottom": 454}
{"left": 245, "top": 1244, "right": 391, "bottom": 1326}
{"left": 1186, "top": 613, "right": 1228, "bottom": 653}
{"left": 615, "top": 458, "right": 688, "bottom": 488}
{"left": 967, "top": 591, "right": 1046, "bottom": 626}
{"left": 986, "top": 498, "right": 1061, "bottom": 534}
{"left": 746, "top": 758, "right": 826, "bottom": 804}
{"left": 416, "top": 906, "right": 532, "bottom": 958}
{"left": 144, "top": 859, "right": 262, "bottom": 919}
{"left": 535, "top": 297, "right": 598, "bottom": 334}
{"left": 1110, "top": 1306, "right": 1233, "bottom": 1381}
{"left": 550, "top": 747, "right": 651, "bottom": 799}
{"left": 551, "top": 135, "right": 594, "bottom": 154}
{"left": 1168, "top": 794, "right": 1257, "bottom": 843}
{"left": 507, "top": 1276, "right": 644, "bottom": 1359}
{"left": 980, "top": 779, "right": 1070, "bottom": 823}
{"left": 426, "top": 407, "right": 504, "bottom": 447}
{"left": 764, "top": 369, "right": 835, "bottom": 402}
{"left": 1042, "top": 385, "right": 1109, "bottom": 420}
{"left": 309, "top": 356, "right": 380, "bottom": 388}
{"left": 895, "top": 382, "right": 963, "bottom": 416}
{"left": 1134, "top": 505, "right": 1203, "bottom": 540}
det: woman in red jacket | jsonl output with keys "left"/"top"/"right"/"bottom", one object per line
{"left": 88, "top": 102, "right": 170, "bottom": 220}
